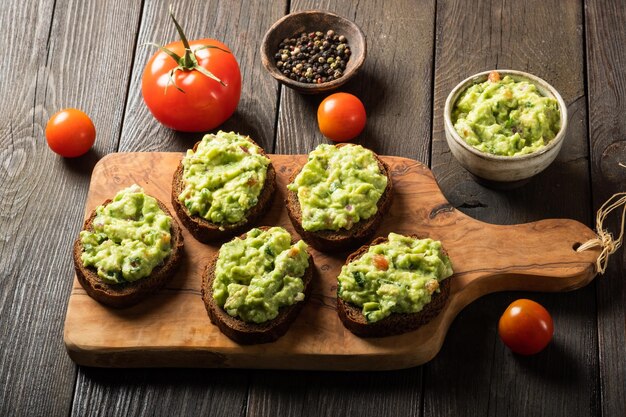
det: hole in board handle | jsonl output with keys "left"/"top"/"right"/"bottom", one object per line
{"left": 572, "top": 242, "right": 582, "bottom": 251}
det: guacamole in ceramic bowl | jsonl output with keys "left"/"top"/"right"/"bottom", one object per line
{"left": 444, "top": 70, "right": 568, "bottom": 184}
{"left": 452, "top": 73, "right": 561, "bottom": 156}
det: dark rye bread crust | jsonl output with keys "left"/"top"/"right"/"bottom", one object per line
{"left": 337, "top": 236, "right": 451, "bottom": 338}
{"left": 285, "top": 144, "right": 393, "bottom": 252}
{"left": 73, "top": 198, "right": 184, "bottom": 309}
{"left": 171, "top": 137, "right": 276, "bottom": 243}
{"left": 201, "top": 227, "right": 315, "bottom": 345}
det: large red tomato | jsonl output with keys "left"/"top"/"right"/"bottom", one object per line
{"left": 498, "top": 299, "right": 554, "bottom": 355}
{"left": 141, "top": 10, "right": 241, "bottom": 132}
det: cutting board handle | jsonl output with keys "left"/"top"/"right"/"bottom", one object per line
{"left": 443, "top": 213, "right": 600, "bottom": 295}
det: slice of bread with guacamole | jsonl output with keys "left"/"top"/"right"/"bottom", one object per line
{"left": 336, "top": 233, "right": 453, "bottom": 337}
{"left": 73, "top": 185, "right": 184, "bottom": 308}
{"left": 202, "top": 226, "right": 314, "bottom": 344}
{"left": 286, "top": 143, "right": 393, "bottom": 252}
{"left": 172, "top": 131, "right": 276, "bottom": 243}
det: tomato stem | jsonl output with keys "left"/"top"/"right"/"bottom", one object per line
{"left": 147, "top": 5, "right": 230, "bottom": 92}
{"left": 194, "top": 65, "right": 226, "bottom": 85}
{"left": 146, "top": 42, "right": 182, "bottom": 62}
{"left": 168, "top": 4, "right": 196, "bottom": 69}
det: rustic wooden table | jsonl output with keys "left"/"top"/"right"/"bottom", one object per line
{"left": 2, "top": 0, "right": 624, "bottom": 416}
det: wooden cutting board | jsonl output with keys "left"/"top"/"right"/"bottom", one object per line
{"left": 63, "top": 152, "right": 600, "bottom": 370}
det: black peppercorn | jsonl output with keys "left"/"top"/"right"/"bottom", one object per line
{"left": 273, "top": 29, "right": 351, "bottom": 84}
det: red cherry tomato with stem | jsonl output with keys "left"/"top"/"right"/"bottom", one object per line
{"left": 317, "top": 92, "right": 366, "bottom": 142}
{"left": 45, "top": 108, "right": 96, "bottom": 158}
{"left": 142, "top": 6, "right": 241, "bottom": 132}
{"left": 498, "top": 299, "right": 554, "bottom": 355}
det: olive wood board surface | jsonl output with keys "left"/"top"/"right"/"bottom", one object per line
{"left": 63, "top": 152, "right": 600, "bottom": 370}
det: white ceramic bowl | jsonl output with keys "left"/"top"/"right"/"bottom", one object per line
{"left": 444, "top": 70, "right": 568, "bottom": 184}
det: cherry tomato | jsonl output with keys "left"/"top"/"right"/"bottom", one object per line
{"left": 373, "top": 254, "right": 389, "bottom": 271}
{"left": 45, "top": 109, "right": 96, "bottom": 158}
{"left": 317, "top": 92, "right": 366, "bottom": 142}
{"left": 498, "top": 299, "right": 554, "bottom": 355}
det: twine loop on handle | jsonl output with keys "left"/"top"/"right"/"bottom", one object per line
{"left": 577, "top": 192, "right": 626, "bottom": 274}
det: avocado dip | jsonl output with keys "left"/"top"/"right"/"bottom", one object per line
{"left": 178, "top": 131, "right": 270, "bottom": 225}
{"left": 287, "top": 144, "right": 387, "bottom": 232}
{"left": 337, "top": 233, "right": 453, "bottom": 323}
{"left": 452, "top": 72, "right": 561, "bottom": 156}
{"left": 213, "top": 227, "right": 310, "bottom": 323}
{"left": 80, "top": 185, "right": 173, "bottom": 284}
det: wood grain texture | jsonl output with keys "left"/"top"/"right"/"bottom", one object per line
{"left": 117, "top": 0, "right": 285, "bottom": 153}
{"left": 247, "top": 369, "right": 422, "bottom": 417}
{"left": 71, "top": 367, "right": 249, "bottom": 417}
{"left": 584, "top": 1, "right": 626, "bottom": 416}
{"left": 427, "top": 0, "right": 598, "bottom": 416}
{"left": 63, "top": 152, "right": 599, "bottom": 369}
{"left": 0, "top": 0, "right": 142, "bottom": 416}
{"left": 274, "top": 0, "right": 436, "bottom": 160}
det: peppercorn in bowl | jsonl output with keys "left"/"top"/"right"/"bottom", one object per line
{"left": 261, "top": 10, "right": 366, "bottom": 93}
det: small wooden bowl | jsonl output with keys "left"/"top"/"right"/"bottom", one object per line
{"left": 260, "top": 10, "right": 367, "bottom": 94}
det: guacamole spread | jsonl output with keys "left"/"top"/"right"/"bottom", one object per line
{"left": 452, "top": 72, "right": 561, "bottom": 156}
{"left": 213, "top": 227, "right": 310, "bottom": 323}
{"left": 80, "top": 185, "right": 172, "bottom": 284}
{"left": 337, "top": 233, "right": 453, "bottom": 323}
{"left": 178, "top": 131, "right": 270, "bottom": 225}
{"left": 287, "top": 144, "right": 387, "bottom": 232}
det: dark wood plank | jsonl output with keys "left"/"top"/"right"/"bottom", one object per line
{"left": 247, "top": 0, "right": 435, "bottom": 415}
{"left": 0, "top": 0, "right": 142, "bottom": 415}
{"left": 117, "top": 0, "right": 284, "bottom": 153}
{"left": 584, "top": 1, "right": 626, "bottom": 416}
{"left": 426, "top": 0, "right": 598, "bottom": 416}
{"left": 248, "top": 370, "right": 421, "bottom": 417}
{"left": 71, "top": 1, "right": 285, "bottom": 415}
{"left": 274, "top": 0, "right": 436, "bottom": 161}
{"left": 72, "top": 368, "right": 249, "bottom": 417}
